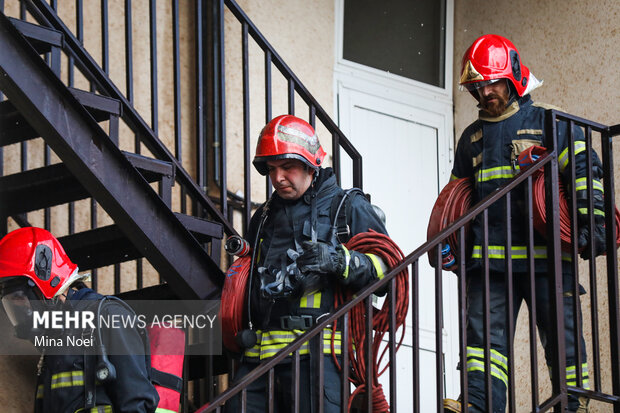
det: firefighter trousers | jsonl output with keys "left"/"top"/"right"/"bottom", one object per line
{"left": 224, "top": 355, "right": 341, "bottom": 413}
{"left": 464, "top": 270, "right": 588, "bottom": 413}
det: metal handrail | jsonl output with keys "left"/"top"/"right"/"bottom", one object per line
{"left": 200, "top": 111, "right": 620, "bottom": 412}
{"left": 24, "top": 0, "right": 237, "bottom": 234}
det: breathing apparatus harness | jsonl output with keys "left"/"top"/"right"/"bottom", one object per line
{"left": 220, "top": 186, "right": 410, "bottom": 413}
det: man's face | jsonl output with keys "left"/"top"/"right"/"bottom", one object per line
{"left": 267, "top": 159, "right": 314, "bottom": 200}
{"left": 478, "top": 80, "right": 510, "bottom": 117}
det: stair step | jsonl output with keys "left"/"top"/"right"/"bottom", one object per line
{"left": 59, "top": 225, "right": 141, "bottom": 270}
{"left": 0, "top": 88, "right": 121, "bottom": 148}
{"left": 0, "top": 153, "right": 173, "bottom": 215}
{"left": 58, "top": 214, "right": 222, "bottom": 271}
{"left": 9, "top": 17, "right": 62, "bottom": 55}
{"left": 174, "top": 213, "right": 223, "bottom": 243}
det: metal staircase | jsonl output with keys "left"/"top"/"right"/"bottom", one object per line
{"left": 0, "top": 12, "right": 223, "bottom": 298}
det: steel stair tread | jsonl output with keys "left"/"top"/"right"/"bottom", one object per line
{"left": 8, "top": 17, "right": 62, "bottom": 55}
{"left": 58, "top": 215, "right": 222, "bottom": 271}
{"left": 0, "top": 152, "right": 173, "bottom": 215}
{"left": 0, "top": 88, "right": 122, "bottom": 148}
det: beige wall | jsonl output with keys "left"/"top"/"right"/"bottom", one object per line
{"left": 454, "top": 1, "right": 620, "bottom": 412}
{"left": 0, "top": 1, "right": 335, "bottom": 411}
{"left": 223, "top": 0, "right": 335, "bottom": 204}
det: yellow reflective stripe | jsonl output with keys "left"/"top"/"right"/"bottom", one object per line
{"left": 517, "top": 129, "right": 542, "bottom": 135}
{"left": 51, "top": 370, "right": 84, "bottom": 389}
{"left": 577, "top": 208, "right": 605, "bottom": 217}
{"left": 75, "top": 406, "right": 113, "bottom": 413}
{"left": 566, "top": 362, "right": 590, "bottom": 389}
{"left": 155, "top": 408, "right": 179, "bottom": 413}
{"left": 36, "top": 384, "right": 44, "bottom": 399}
{"left": 341, "top": 246, "right": 350, "bottom": 279}
{"left": 575, "top": 178, "right": 604, "bottom": 193}
{"left": 300, "top": 290, "right": 321, "bottom": 309}
{"left": 244, "top": 329, "right": 342, "bottom": 360}
{"left": 467, "top": 346, "right": 508, "bottom": 372}
{"left": 366, "top": 253, "right": 385, "bottom": 280}
{"left": 472, "top": 245, "right": 572, "bottom": 261}
{"left": 559, "top": 141, "right": 586, "bottom": 172}
{"left": 476, "top": 165, "right": 518, "bottom": 182}
{"left": 466, "top": 359, "right": 508, "bottom": 387}
{"left": 450, "top": 173, "right": 460, "bottom": 181}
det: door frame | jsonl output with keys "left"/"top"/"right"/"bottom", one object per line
{"left": 333, "top": 0, "right": 460, "bottom": 399}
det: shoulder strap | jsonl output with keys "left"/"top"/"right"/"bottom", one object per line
{"left": 330, "top": 188, "right": 365, "bottom": 244}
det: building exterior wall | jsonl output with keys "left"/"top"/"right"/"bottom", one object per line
{"left": 453, "top": 2, "right": 620, "bottom": 411}
{"left": 0, "top": 1, "right": 334, "bottom": 411}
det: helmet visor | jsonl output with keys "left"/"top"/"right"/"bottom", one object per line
{"left": 2, "top": 289, "right": 34, "bottom": 328}
{"left": 460, "top": 78, "right": 502, "bottom": 92}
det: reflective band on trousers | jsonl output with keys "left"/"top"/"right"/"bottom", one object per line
{"left": 472, "top": 245, "right": 572, "bottom": 261}
{"left": 244, "top": 329, "right": 342, "bottom": 360}
{"left": 466, "top": 346, "right": 509, "bottom": 387}
{"left": 558, "top": 141, "right": 586, "bottom": 173}
{"left": 566, "top": 363, "right": 590, "bottom": 389}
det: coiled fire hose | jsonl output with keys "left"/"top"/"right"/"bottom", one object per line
{"left": 426, "top": 177, "right": 473, "bottom": 271}
{"left": 220, "top": 231, "right": 409, "bottom": 412}
{"left": 525, "top": 146, "right": 620, "bottom": 251}
{"left": 334, "top": 230, "right": 409, "bottom": 413}
{"left": 425, "top": 146, "right": 620, "bottom": 270}
{"left": 220, "top": 255, "right": 251, "bottom": 354}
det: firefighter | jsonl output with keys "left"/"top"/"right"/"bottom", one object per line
{"left": 0, "top": 227, "right": 159, "bottom": 412}
{"left": 224, "top": 115, "right": 388, "bottom": 413}
{"left": 443, "top": 34, "right": 602, "bottom": 413}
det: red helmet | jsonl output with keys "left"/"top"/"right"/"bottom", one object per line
{"left": 253, "top": 115, "right": 327, "bottom": 176}
{"left": 459, "top": 34, "right": 530, "bottom": 97}
{"left": 0, "top": 227, "right": 79, "bottom": 299}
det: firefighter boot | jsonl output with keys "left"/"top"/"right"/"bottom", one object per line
{"left": 572, "top": 396, "right": 589, "bottom": 413}
{"left": 443, "top": 398, "right": 476, "bottom": 412}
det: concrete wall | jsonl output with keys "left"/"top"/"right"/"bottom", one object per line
{"left": 0, "top": 0, "right": 334, "bottom": 411}
{"left": 453, "top": 2, "right": 620, "bottom": 411}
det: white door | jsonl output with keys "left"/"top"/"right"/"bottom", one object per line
{"left": 335, "top": 0, "right": 458, "bottom": 409}
{"left": 337, "top": 79, "right": 459, "bottom": 412}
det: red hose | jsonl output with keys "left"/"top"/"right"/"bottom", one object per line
{"left": 426, "top": 177, "right": 473, "bottom": 270}
{"left": 220, "top": 256, "right": 252, "bottom": 353}
{"left": 220, "top": 232, "right": 409, "bottom": 412}
{"left": 531, "top": 169, "right": 620, "bottom": 252}
{"left": 335, "top": 230, "right": 409, "bottom": 413}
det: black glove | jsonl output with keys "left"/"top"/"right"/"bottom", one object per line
{"left": 297, "top": 241, "right": 346, "bottom": 277}
{"left": 577, "top": 214, "right": 606, "bottom": 260}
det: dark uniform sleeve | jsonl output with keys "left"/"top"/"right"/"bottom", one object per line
{"left": 450, "top": 128, "right": 474, "bottom": 181}
{"left": 339, "top": 193, "right": 390, "bottom": 293}
{"left": 101, "top": 303, "right": 159, "bottom": 413}
{"left": 555, "top": 121, "right": 605, "bottom": 216}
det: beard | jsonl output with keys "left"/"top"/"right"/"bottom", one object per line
{"left": 480, "top": 92, "right": 509, "bottom": 117}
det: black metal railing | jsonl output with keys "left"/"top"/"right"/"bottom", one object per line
{"left": 199, "top": 110, "right": 619, "bottom": 412}
{"left": 3, "top": 0, "right": 363, "bottom": 265}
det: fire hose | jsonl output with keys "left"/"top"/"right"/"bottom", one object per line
{"left": 426, "top": 177, "right": 473, "bottom": 271}
{"left": 220, "top": 231, "right": 409, "bottom": 412}
{"left": 426, "top": 146, "right": 620, "bottom": 271}
{"left": 334, "top": 230, "right": 409, "bottom": 413}
{"left": 529, "top": 163, "right": 620, "bottom": 252}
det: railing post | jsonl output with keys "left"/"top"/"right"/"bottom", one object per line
{"left": 602, "top": 124, "right": 620, "bottom": 412}
{"left": 544, "top": 110, "right": 568, "bottom": 411}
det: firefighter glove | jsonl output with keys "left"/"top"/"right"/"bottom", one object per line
{"left": 577, "top": 214, "right": 606, "bottom": 260}
{"left": 297, "top": 241, "right": 346, "bottom": 277}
